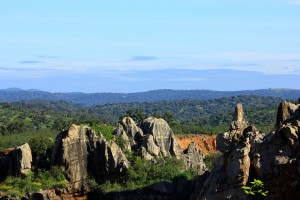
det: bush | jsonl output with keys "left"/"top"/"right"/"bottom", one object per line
{"left": 114, "top": 135, "right": 126, "bottom": 150}
{"left": 99, "top": 181, "right": 122, "bottom": 194}
{"left": 124, "top": 156, "right": 197, "bottom": 190}
{"left": 28, "top": 135, "right": 54, "bottom": 170}
{"left": 0, "top": 170, "right": 67, "bottom": 197}
{"left": 92, "top": 124, "right": 114, "bottom": 140}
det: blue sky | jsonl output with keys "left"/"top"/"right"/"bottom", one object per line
{"left": 0, "top": 0, "right": 300, "bottom": 92}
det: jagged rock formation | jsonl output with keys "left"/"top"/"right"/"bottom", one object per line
{"left": 140, "top": 117, "right": 183, "bottom": 159}
{"left": 193, "top": 101, "right": 300, "bottom": 200}
{"left": 183, "top": 142, "right": 207, "bottom": 175}
{"left": 113, "top": 117, "right": 207, "bottom": 173}
{"left": 276, "top": 100, "right": 300, "bottom": 127}
{"left": 113, "top": 117, "right": 144, "bottom": 151}
{"left": 216, "top": 103, "right": 256, "bottom": 153}
{"left": 51, "top": 124, "right": 129, "bottom": 193}
{"left": 0, "top": 143, "right": 32, "bottom": 181}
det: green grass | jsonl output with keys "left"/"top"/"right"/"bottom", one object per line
{"left": 91, "top": 124, "right": 115, "bottom": 140}
{"left": 0, "top": 130, "right": 57, "bottom": 150}
{"left": 0, "top": 169, "right": 67, "bottom": 198}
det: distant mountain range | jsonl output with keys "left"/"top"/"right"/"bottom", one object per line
{"left": 0, "top": 88, "right": 299, "bottom": 106}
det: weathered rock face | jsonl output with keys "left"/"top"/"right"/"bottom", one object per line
{"left": 51, "top": 125, "right": 95, "bottom": 192}
{"left": 193, "top": 101, "right": 300, "bottom": 200}
{"left": 51, "top": 124, "right": 128, "bottom": 193}
{"left": 140, "top": 117, "right": 183, "bottom": 159}
{"left": 0, "top": 143, "right": 32, "bottom": 181}
{"left": 141, "top": 135, "right": 161, "bottom": 158}
{"left": 104, "top": 140, "right": 129, "bottom": 175}
{"left": 113, "top": 117, "right": 144, "bottom": 151}
{"left": 183, "top": 142, "right": 207, "bottom": 175}
{"left": 216, "top": 103, "right": 256, "bottom": 153}
{"left": 276, "top": 100, "right": 300, "bottom": 128}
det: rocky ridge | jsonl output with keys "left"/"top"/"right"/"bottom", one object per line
{"left": 192, "top": 100, "right": 300, "bottom": 200}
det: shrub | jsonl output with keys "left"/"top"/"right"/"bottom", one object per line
{"left": 28, "top": 135, "right": 54, "bottom": 170}
{"left": 92, "top": 124, "right": 114, "bottom": 140}
{"left": 99, "top": 181, "right": 122, "bottom": 194}
{"left": 0, "top": 170, "right": 67, "bottom": 198}
{"left": 114, "top": 135, "right": 126, "bottom": 150}
{"left": 242, "top": 178, "right": 268, "bottom": 198}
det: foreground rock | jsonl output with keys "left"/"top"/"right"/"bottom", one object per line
{"left": 0, "top": 143, "right": 32, "bottom": 181}
{"left": 51, "top": 124, "right": 128, "bottom": 193}
{"left": 193, "top": 101, "right": 300, "bottom": 200}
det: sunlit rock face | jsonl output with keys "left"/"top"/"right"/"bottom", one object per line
{"left": 51, "top": 124, "right": 128, "bottom": 193}
{"left": 140, "top": 117, "right": 183, "bottom": 158}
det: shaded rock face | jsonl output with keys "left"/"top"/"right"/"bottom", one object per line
{"left": 183, "top": 142, "right": 207, "bottom": 175}
{"left": 113, "top": 117, "right": 143, "bottom": 151}
{"left": 140, "top": 117, "right": 183, "bottom": 158}
{"left": 276, "top": 100, "right": 300, "bottom": 128}
{"left": 0, "top": 143, "right": 32, "bottom": 181}
{"left": 51, "top": 124, "right": 128, "bottom": 193}
{"left": 193, "top": 101, "right": 300, "bottom": 200}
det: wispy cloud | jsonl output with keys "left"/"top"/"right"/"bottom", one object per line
{"left": 19, "top": 60, "right": 44, "bottom": 64}
{"left": 36, "top": 55, "right": 57, "bottom": 59}
{"left": 0, "top": 67, "right": 57, "bottom": 71}
{"left": 130, "top": 56, "right": 158, "bottom": 61}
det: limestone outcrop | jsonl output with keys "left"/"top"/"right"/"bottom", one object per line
{"left": 0, "top": 143, "right": 32, "bottom": 181}
{"left": 276, "top": 100, "right": 300, "bottom": 127}
{"left": 183, "top": 142, "right": 207, "bottom": 175}
{"left": 140, "top": 117, "right": 183, "bottom": 159}
{"left": 114, "top": 117, "right": 207, "bottom": 173}
{"left": 51, "top": 124, "right": 128, "bottom": 193}
{"left": 113, "top": 117, "right": 144, "bottom": 151}
{"left": 216, "top": 103, "right": 256, "bottom": 153}
{"left": 193, "top": 101, "right": 300, "bottom": 200}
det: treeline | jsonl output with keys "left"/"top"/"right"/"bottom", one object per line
{"left": 0, "top": 95, "right": 281, "bottom": 139}
{"left": 1, "top": 88, "right": 299, "bottom": 106}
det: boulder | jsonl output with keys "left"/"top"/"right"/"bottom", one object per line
{"left": 183, "top": 142, "right": 206, "bottom": 175}
{"left": 140, "top": 117, "right": 183, "bottom": 158}
{"left": 0, "top": 143, "right": 32, "bottom": 181}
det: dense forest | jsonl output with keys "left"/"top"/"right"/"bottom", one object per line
{"left": 0, "top": 88, "right": 299, "bottom": 106}
{"left": 0, "top": 95, "right": 283, "bottom": 150}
